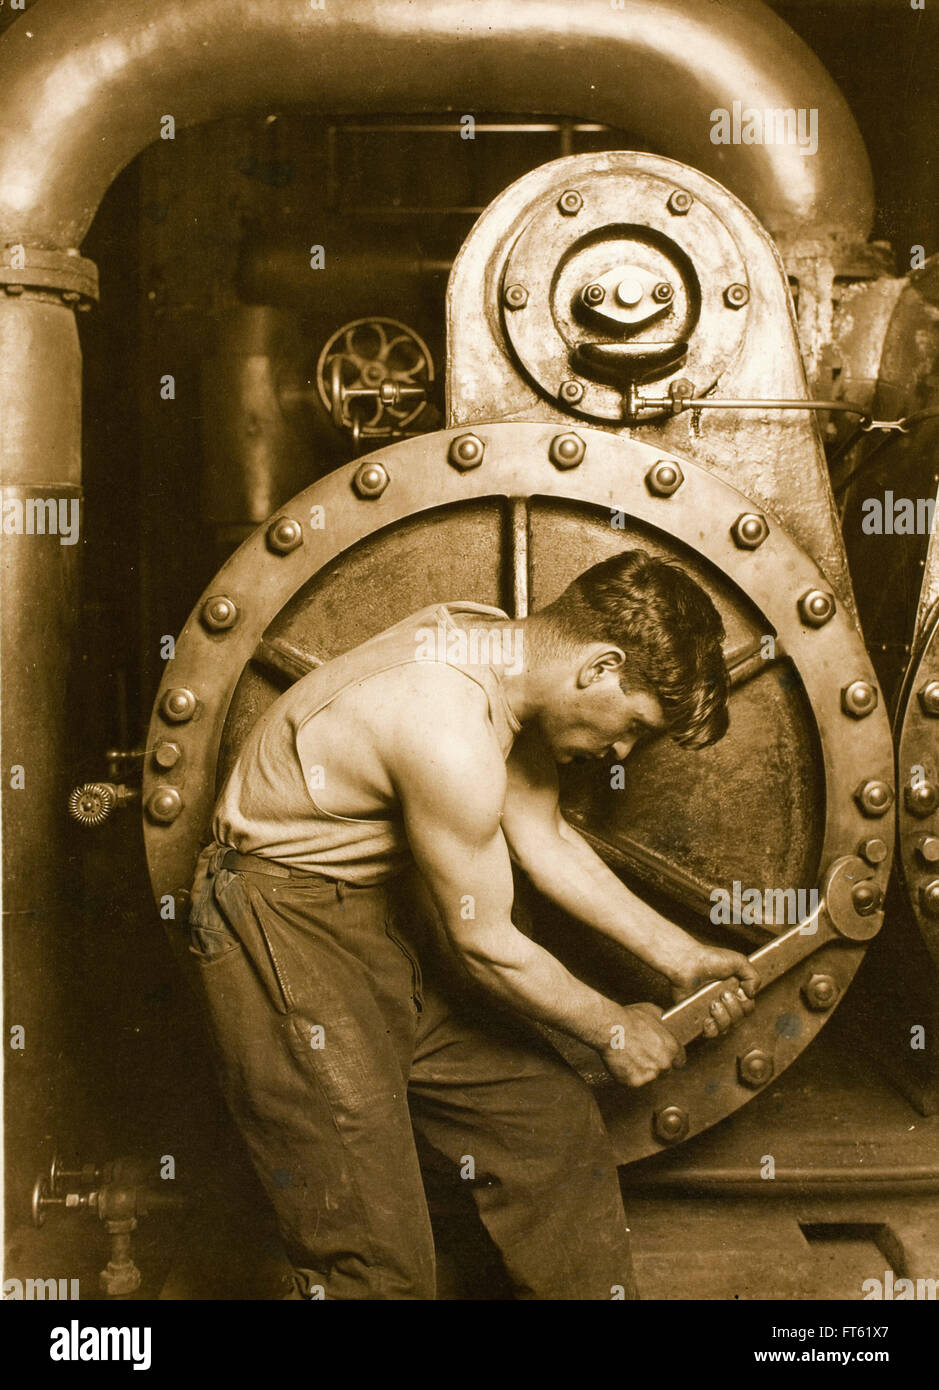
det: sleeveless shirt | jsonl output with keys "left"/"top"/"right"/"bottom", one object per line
{"left": 211, "top": 602, "right": 522, "bottom": 884}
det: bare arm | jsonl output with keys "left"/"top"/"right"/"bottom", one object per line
{"left": 387, "top": 675, "right": 683, "bottom": 1085}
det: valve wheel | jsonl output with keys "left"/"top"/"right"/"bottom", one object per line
{"left": 316, "top": 317, "right": 434, "bottom": 439}
{"left": 144, "top": 423, "right": 893, "bottom": 1163}
{"left": 68, "top": 782, "right": 114, "bottom": 827}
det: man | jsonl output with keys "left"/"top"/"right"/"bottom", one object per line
{"left": 187, "top": 548, "right": 759, "bottom": 1299}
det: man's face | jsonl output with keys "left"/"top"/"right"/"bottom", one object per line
{"left": 537, "top": 645, "right": 667, "bottom": 765}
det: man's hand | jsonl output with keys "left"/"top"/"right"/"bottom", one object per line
{"left": 669, "top": 945, "right": 761, "bottom": 1038}
{"left": 600, "top": 1003, "right": 686, "bottom": 1087}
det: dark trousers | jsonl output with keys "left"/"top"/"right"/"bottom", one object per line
{"left": 187, "top": 844, "right": 638, "bottom": 1300}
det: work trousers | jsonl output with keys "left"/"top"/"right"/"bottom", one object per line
{"left": 187, "top": 843, "right": 638, "bottom": 1300}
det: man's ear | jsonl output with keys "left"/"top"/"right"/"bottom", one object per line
{"left": 575, "top": 646, "right": 626, "bottom": 689}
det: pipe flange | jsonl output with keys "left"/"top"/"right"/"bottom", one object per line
{"left": 0, "top": 246, "right": 99, "bottom": 305}
{"left": 897, "top": 604, "right": 939, "bottom": 968}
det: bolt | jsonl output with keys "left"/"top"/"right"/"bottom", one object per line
{"left": 918, "top": 680, "right": 939, "bottom": 717}
{"left": 667, "top": 189, "right": 693, "bottom": 216}
{"left": 559, "top": 380, "right": 584, "bottom": 405}
{"left": 858, "top": 837, "right": 888, "bottom": 866}
{"left": 447, "top": 434, "right": 485, "bottom": 471}
{"left": 266, "top": 516, "right": 303, "bottom": 554}
{"left": 146, "top": 786, "right": 182, "bottom": 825}
{"left": 645, "top": 459, "right": 684, "bottom": 497}
{"left": 798, "top": 588, "right": 836, "bottom": 628}
{"left": 855, "top": 779, "right": 893, "bottom": 817}
{"left": 353, "top": 461, "right": 390, "bottom": 496}
{"left": 801, "top": 973, "right": 839, "bottom": 1011}
{"left": 154, "top": 741, "right": 181, "bottom": 770}
{"left": 915, "top": 834, "right": 939, "bottom": 865}
{"left": 582, "top": 283, "right": 605, "bottom": 307}
{"left": 549, "top": 433, "right": 586, "bottom": 469}
{"left": 920, "top": 880, "right": 939, "bottom": 917}
{"left": 615, "top": 278, "right": 644, "bottom": 307}
{"left": 652, "top": 1105, "right": 689, "bottom": 1144}
{"left": 503, "top": 282, "right": 529, "bottom": 310}
{"left": 652, "top": 281, "right": 674, "bottom": 304}
{"left": 557, "top": 189, "right": 583, "bottom": 216}
{"left": 201, "top": 595, "right": 238, "bottom": 632}
{"left": 160, "top": 687, "right": 196, "bottom": 724}
{"left": 723, "top": 283, "right": 750, "bottom": 309}
{"left": 731, "top": 513, "right": 769, "bottom": 550}
{"left": 841, "top": 680, "right": 878, "bottom": 719}
{"left": 905, "top": 779, "right": 939, "bottom": 818}
{"left": 851, "top": 880, "right": 881, "bottom": 916}
{"left": 738, "top": 1048, "right": 774, "bottom": 1088}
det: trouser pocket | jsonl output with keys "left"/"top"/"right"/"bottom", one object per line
{"left": 384, "top": 914, "right": 424, "bottom": 1013}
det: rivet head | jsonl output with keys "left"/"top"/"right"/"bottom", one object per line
{"left": 559, "top": 379, "right": 584, "bottom": 405}
{"left": 266, "top": 516, "right": 303, "bottom": 554}
{"left": 353, "top": 461, "right": 390, "bottom": 497}
{"left": 549, "top": 432, "right": 586, "bottom": 469}
{"left": 581, "top": 282, "right": 605, "bottom": 307}
{"left": 731, "top": 513, "right": 768, "bottom": 549}
{"left": 798, "top": 588, "right": 836, "bottom": 628}
{"left": 858, "top": 837, "right": 888, "bottom": 866}
{"left": 851, "top": 880, "right": 881, "bottom": 916}
{"left": 645, "top": 459, "right": 684, "bottom": 497}
{"left": 801, "top": 973, "right": 838, "bottom": 1012}
{"left": 738, "top": 1048, "right": 774, "bottom": 1088}
{"left": 841, "top": 680, "right": 877, "bottom": 719}
{"left": 918, "top": 680, "right": 939, "bottom": 716}
{"left": 723, "top": 283, "right": 750, "bottom": 309}
{"left": 667, "top": 189, "right": 693, "bottom": 216}
{"left": 855, "top": 779, "right": 893, "bottom": 817}
{"left": 905, "top": 779, "right": 939, "bottom": 818}
{"left": 652, "top": 1105, "right": 689, "bottom": 1144}
{"left": 448, "top": 434, "right": 485, "bottom": 470}
{"left": 154, "top": 740, "right": 181, "bottom": 770}
{"left": 160, "top": 687, "right": 196, "bottom": 724}
{"left": 201, "top": 595, "right": 238, "bottom": 632}
{"left": 915, "top": 834, "right": 939, "bottom": 865}
{"left": 146, "top": 786, "right": 183, "bottom": 824}
{"left": 557, "top": 189, "right": 583, "bottom": 216}
{"left": 919, "top": 880, "right": 939, "bottom": 917}
{"left": 503, "top": 282, "right": 529, "bottom": 310}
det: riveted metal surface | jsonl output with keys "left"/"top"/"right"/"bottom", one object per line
{"left": 144, "top": 422, "right": 893, "bottom": 1164}
{"left": 897, "top": 605, "right": 939, "bottom": 967}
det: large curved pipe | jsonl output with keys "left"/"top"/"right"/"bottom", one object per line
{"left": 0, "top": 0, "right": 872, "bottom": 249}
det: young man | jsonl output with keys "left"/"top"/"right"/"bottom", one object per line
{"left": 187, "top": 548, "right": 759, "bottom": 1299}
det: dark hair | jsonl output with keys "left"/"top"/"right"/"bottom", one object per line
{"left": 537, "top": 549, "right": 729, "bottom": 749}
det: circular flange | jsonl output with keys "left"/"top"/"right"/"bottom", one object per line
{"left": 897, "top": 603, "right": 939, "bottom": 967}
{"left": 498, "top": 168, "right": 748, "bottom": 422}
{"left": 144, "top": 422, "right": 893, "bottom": 1164}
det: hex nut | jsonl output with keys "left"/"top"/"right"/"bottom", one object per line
{"left": 737, "top": 1049, "right": 774, "bottom": 1088}
{"left": 266, "top": 516, "right": 303, "bottom": 554}
{"left": 851, "top": 880, "right": 881, "bottom": 916}
{"left": 798, "top": 589, "right": 836, "bottom": 628}
{"left": 557, "top": 190, "right": 583, "bottom": 216}
{"left": 353, "top": 461, "right": 390, "bottom": 496}
{"left": 559, "top": 380, "right": 584, "bottom": 405}
{"left": 667, "top": 189, "right": 693, "bottom": 215}
{"left": 447, "top": 434, "right": 485, "bottom": 470}
{"left": 160, "top": 687, "right": 196, "bottom": 724}
{"left": 855, "top": 779, "right": 893, "bottom": 817}
{"left": 153, "top": 741, "right": 181, "bottom": 770}
{"left": 645, "top": 460, "right": 684, "bottom": 497}
{"left": 503, "top": 283, "right": 529, "bottom": 310}
{"left": 731, "top": 513, "right": 768, "bottom": 549}
{"left": 549, "top": 433, "right": 586, "bottom": 469}
{"left": 146, "top": 786, "right": 183, "bottom": 825}
{"left": 915, "top": 834, "right": 939, "bottom": 866}
{"left": 723, "top": 283, "right": 750, "bottom": 309}
{"left": 919, "top": 880, "right": 939, "bottom": 917}
{"left": 918, "top": 680, "right": 939, "bottom": 717}
{"left": 801, "top": 973, "right": 839, "bottom": 1011}
{"left": 841, "top": 680, "right": 878, "bottom": 719}
{"left": 652, "top": 1105, "right": 690, "bottom": 1144}
{"left": 858, "top": 837, "right": 888, "bottom": 866}
{"left": 905, "top": 780, "right": 939, "bottom": 818}
{"left": 201, "top": 595, "right": 238, "bottom": 632}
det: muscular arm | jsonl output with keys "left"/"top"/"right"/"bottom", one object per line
{"left": 387, "top": 673, "right": 682, "bottom": 1084}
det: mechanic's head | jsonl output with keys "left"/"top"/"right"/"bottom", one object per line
{"left": 527, "top": 549, "right": 729, "bottom": 764}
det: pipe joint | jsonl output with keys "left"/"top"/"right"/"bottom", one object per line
{"left": 1, "top": 245, "right": 98, "bottom": 308}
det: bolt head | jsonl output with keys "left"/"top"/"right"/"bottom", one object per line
{"left": 559, "top": 379, "right": 584, "bottom": 405}
{"left": 858, "top": 837, "right": 888, "bottom": 866}
{"left": 645, "top": 460, "right": 684, "bottom": 497}
{"left": 652, "top": 281, "right": 674, "bottom": 304}
{"left": 801, "top": 973, "right": 838, "bottom": 1011}
{"left": 154, "top": 741, "right": 181, "bottom": 770}
{"left": 905, "top": 779, "right": 939, "bottom": 818}
{"left": 798, "top": 588, "right": 836, "bottom": 628}
{"left": 447, "top": 434, "right": 485, "bottom": 470}
{"left": 738, "top": 1048, "right": 774, "bottom": 1088}
{"left": 549, "top": 432, "right": 586, "bottom": 469}
{"left": 147, "top": 786, "right": 182, "bottom": 825}
{"left": 503, "top": 282, "right": 529, "bottom": 310}
{"left": 201, "top": 594, "right": 238, "bottom": 632}
{"left": 653, "top": 1105, "right": 689, "bottom": 1144}
{"left": 915, "top": 834, "right": 939, "bottom": 865}
{"left": 918, "top": 680, "right": 939, "bottom": 717}
{"left": 353, "top": 461, "right": 390, "bottom": 496}
{"left": 851, "top": 880, "right": 881, "bottom": 916}
{"left": 266, "top": 516, "right": 303, "bottom": 554}
{"left": 841, "top": 680, "right": 878, "bottom": 719}
{"left": 723, "top": 283, "right": 750, "bottom": 309}
{"left": 855, "top": 779, "right": 893, "bottom": 817}
{"left": 667, "top": 189, "right": 693, "bottom": 215}
{"left": 731, "top": 512, "right": 768, "bottom": 549}
{"left": 160, "top": 687, "right": 196, "bottom": 724}
{"left": 920, "top": 879, "right": 939, "bottom": 917}
{"left": 557, "top": 189, "right": 583, "bottom": 216}
{"left": 582, "top": 283, "right": 605, "bottom": 307}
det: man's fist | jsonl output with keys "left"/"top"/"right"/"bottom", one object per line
{"left": 670, "top": 944, "right": 761, "bottom": 1038}
{"left": 601, "top": 1003, "right": 686, "bottom": 1088}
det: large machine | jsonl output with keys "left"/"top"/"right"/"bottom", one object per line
{"left": 2, "top": 0, "right": 938, "bottom": 1299}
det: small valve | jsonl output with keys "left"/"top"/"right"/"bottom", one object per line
{"left": 68, "top": 781, "right": 139, "bottom": 827}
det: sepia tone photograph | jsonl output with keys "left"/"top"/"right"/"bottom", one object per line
{"left": 1, "top": 0, "right": 938, "bottom": 1353}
